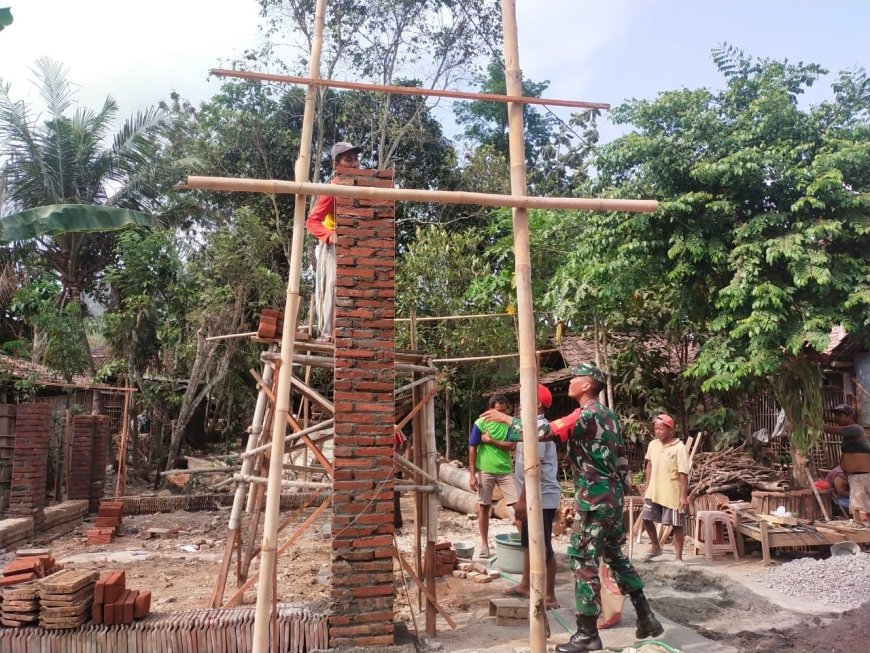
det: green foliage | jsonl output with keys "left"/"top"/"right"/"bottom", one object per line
{"left": 11, "top": 279, "right": 90, "bottom": 382}
{"left": 455, "top": 56, "right": 600, "bottom": 195}
{"left": 578, "top": 45, "right": 870, "bottom": 450}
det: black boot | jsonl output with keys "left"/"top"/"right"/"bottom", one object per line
{"left": 629, "top": 590, "right": 664, "bottom": 639}
{"left": 555, "top": 614, "right": 602, "bottom": 653}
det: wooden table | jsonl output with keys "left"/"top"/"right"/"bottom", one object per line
{"left": 733, "top": 512, "right": 870, "bottom": 564}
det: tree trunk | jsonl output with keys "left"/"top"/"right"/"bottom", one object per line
{"left": 791, "top": 447, "right": 811, "bottom": 489}
{"left": 163, "top": 325, "right": 239, "bottom": 473}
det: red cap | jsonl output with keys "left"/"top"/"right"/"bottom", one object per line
{"left": 537, "top": 384, "right": 552, "bottom": 408}
{"left": 654, "top": 414, "right": 675, "bottom": 429}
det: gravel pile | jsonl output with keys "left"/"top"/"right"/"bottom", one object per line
{"left": 760, "top": 553, "right": 870, "bottom": 609}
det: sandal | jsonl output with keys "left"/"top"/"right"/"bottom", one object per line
{"left": 479, "top": 546, "right": 490, "bottom": 559}
{"left": 642, "top": 549, "right": 663, "bottom": 561}
{"left": 503, "top": 587, "right": 529, "bottom": 598}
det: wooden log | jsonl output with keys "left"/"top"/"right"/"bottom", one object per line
{"left": 437, "top": 483, "right": 511, "bottom": 520}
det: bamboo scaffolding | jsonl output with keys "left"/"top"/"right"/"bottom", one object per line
{"left": 433, "top": 348, "right": 559, "bottom": 363}
{"left": 502, "top": 2, "right": 547, "bottom": 648}
{"left": 241, "top": 419, "right": 335, "bottom": 458}
{"left": 184, "top": 175, "right": 659, "bottom": 213}
{"left": 210, "top": 68, "right": 609, "bottom": 111}
{"left": 251, "top": 3, "right": 327, "bottom": 647}
{"left": 227, "top": 500, "right": 330, "bottom": 610}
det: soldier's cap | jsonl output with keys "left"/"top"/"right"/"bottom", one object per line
{"left": 331, "top": 141, "right": 362, "bottom": 160}
{"left": 654, "top": 414, "right": 675, "bottom": 429}
{"left": 567, "top": 362, "right": 605, "bottom": 383}
{"left": 831, "top": 404, "right": 855, "bottom": 417}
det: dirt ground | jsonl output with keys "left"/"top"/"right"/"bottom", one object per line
{"left": 9, "top": 492, "right": 870, "bottom": 653}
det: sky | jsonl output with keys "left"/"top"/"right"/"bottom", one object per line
{"left": 1, "top": 0, "right": 868, "bottom": 145}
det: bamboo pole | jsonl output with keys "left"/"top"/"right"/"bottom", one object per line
{"left": 184, "top": 175, "right": 659, "bottom": 213}
{"left": 251, "top": 2, "right": 327, "bottom": 648}
{"left": 241, "top": 419, "right": 334, "bottom": 458}
{"left": 423, "top": 376, "right": 439, "bottom": 636}
{"left": 501, "top": 2, "right": 547, "bottom": 649}
{"left": 114, "top": 387, "right": 131, "bottom": 497}
{"left": 432, "top": 349, "right": 559, "bottom": 363}
{"left": 211, "top": 68, "right": 610, "bottom": 111}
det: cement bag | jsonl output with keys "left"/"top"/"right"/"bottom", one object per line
{"left": 597, "top": 559, "right": 624, "bottom": 629}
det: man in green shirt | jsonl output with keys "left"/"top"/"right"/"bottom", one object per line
{"left": 469, "top": 394, "right": 518, "bottom": 558}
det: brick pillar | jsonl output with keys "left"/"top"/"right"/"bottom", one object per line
{"left": 329, "top": 168, "right": 397, "bottom": 648}
{"left": 70, "top": 414, "right": 109, "bottom": 511}
{"left": 9, "top": 403, "right": 52, "bottom": 531}
{"left": 68, "top": 414, "right": 95, "bottom": 502}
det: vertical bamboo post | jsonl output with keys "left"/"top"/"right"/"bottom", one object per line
{"left": 251, "top": 1, "right": 328, "bottom": 649}
{"left": 410, "top": 310, "right": 424, "bottom": 609}
{"left": 500, "top": 2, "right": 547, "bottom": 649}
{"left": 423, "top": 376, "right": 439, "bottom": 635}
{"left": 114, "top": 387, "right": 131, "bottom": 498}
{"left": 444, "top": 385, "right": 450, "bottom": 461}
{"left": 211, "top": 356, "right": 275, "bottom": 608}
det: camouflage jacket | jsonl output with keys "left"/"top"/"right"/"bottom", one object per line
{"left": 510, "top": 400, "right": 628, "bottom": 513}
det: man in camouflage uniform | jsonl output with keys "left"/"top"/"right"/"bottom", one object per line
{"left": 484, "top": 363, "right": 663, "bottom": 652}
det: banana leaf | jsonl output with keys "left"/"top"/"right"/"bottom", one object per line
{"left": 0, "top": 204, "right": 153, "bottom": 242}
{"left": 0, "top": 8, "right": 12, "bottom": 32}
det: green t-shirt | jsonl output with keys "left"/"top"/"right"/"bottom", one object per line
{"left": 472, "top": 418, "right": 513, "bottom": 474}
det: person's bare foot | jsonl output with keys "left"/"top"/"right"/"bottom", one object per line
{"left": 545, "top": 597, "right": 560, "bottom": 609}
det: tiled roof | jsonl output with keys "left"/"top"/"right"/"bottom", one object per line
{"left": 0, "top": 354, "right": 95, "bottom": 388}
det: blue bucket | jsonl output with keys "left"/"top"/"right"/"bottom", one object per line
{"left": 494, "top": 532, "right": 525, "bottom": 573}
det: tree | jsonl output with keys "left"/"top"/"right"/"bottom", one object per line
{"left": 579, "top": 46, "right": 870, "bottom": 481}
{"left": 455, "top": 56, "right": 600, "bottom": 196}
{"left": 0, "top": 59, "right": 168, "bottom": 372}
{"left": 163, "top": 209, "right": 284, "bottom": 471}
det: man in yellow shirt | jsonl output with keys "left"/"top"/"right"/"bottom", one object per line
{"left": 641, "top": 414, "right": 689, "bottom": 562}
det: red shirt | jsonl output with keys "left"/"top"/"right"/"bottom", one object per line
{"left": 305, "top": 191, "right": 335, "bottom": 243}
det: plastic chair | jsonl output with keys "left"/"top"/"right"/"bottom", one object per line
{"left": 692, "top": 510, "right": 739, "bottom": 560}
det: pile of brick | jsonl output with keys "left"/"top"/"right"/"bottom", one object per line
{"left": 92, "top": 570, "right": 151, "bottom": 626}
{"left": 432, "top": 542, "right": 458, "bottom": 577}
{"left": 38, "top": 569, "right": 99, "bottom": 630}
{"left": 256, "top": 309, "right": 309, "bottom": 340}
{"left": 87, "top": 499, "right": 123, "bottom": 546}
{"left": 1, "top": 582, "right": 39, "bottom": 627}
{"left": 0, "top": 550, "right": 59, "bottom": 587}
{"left": 452, "top": 562, "right": 500, "bottom": 584}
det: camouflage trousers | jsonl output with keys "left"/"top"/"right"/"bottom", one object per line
{"left": 568, "top": 506, "right": 644, "bottom": 616}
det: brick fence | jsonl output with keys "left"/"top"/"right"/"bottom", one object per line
{"left": 9, "top": 403, "right": 52, "bottom": 531}
{"left": 68, "top": 414, "right": 110, "bottom": 512}
{"left": 329, "top": 167, "right": 397, "bottom": 648}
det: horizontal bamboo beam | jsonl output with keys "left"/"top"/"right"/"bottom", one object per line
{"left": 433, "top": 348, "right": 560, "bottom": 363}
{"left": 233, "top": 473, "right": 332, "bottom": 490}
{"left": 184, "top": 176, "right": 659, "bottom": 214}
{"left": 211, "top": 68, "right": 610, "bottom": 111}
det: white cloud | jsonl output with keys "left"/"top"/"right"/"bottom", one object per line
{"left": 0, "top": 0, "right": 264, "bottom": 116}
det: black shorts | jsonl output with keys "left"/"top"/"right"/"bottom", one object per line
{"left": 520, "top": 507, "right": 557, "bottom": 560}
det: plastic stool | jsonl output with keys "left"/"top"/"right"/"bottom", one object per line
{"left": 692, "top": 510, "right": 739, "bottom": 560}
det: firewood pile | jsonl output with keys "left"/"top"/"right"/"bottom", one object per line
{"left": 689, "top": 444, "right": 786, "bottom": 500}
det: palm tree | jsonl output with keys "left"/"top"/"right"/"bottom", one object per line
{"left": 0, "top": 58, "right": 167, "bottom": 371}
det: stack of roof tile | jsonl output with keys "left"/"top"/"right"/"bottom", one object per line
{"left": 38, "top": 569, "right": 99, "bottom": 630}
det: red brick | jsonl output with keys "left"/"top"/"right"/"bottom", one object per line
{"left": 133, "top": 590, "right": 151, "bottom": 619}
{"left": 0, "top": 571, "right": 36, "bottom": 586}
{"left": 103, "top": 571, "right": 126, "bottom": 603}
{"left": 122, "top": 590, "right": 138, "bottom": 624}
